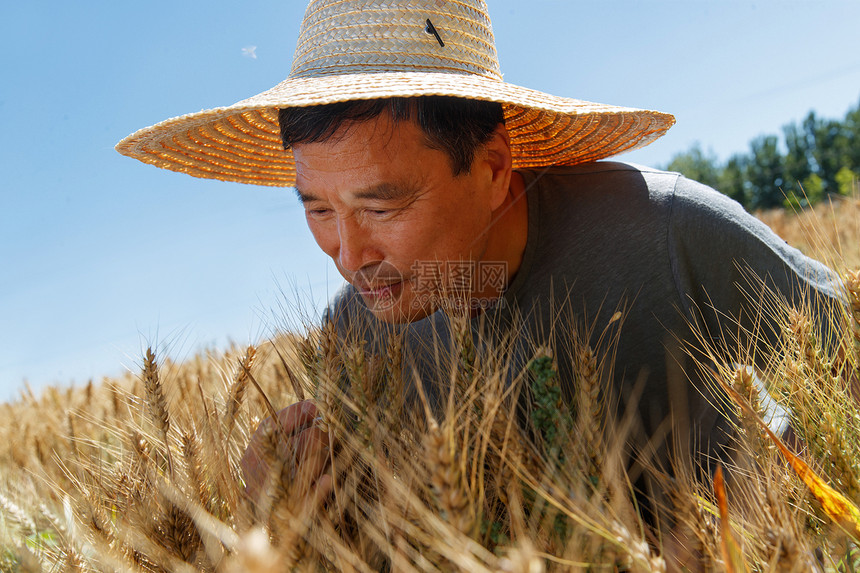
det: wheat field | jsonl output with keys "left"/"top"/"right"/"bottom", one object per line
{"left": 1, "top": 194, "right": 859, "bottom": 572}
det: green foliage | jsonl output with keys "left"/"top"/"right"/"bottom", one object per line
{"left": 747, "top": 135, "right": 785, "bottom": 209}
{"left": 666, "top": 143, "right": 721, "bottom": 190}
{"left": 837, "top": 166, "right": 859, "bottom": 196}
{"left": 666, "top": 96, "right": 860, "bottom": 211}
{"left": 479, "top": 517, "right": 509, "bottom": 548}
{"left": 784, "top": 173, "right": 825, "bottom": 210}
{"left": 845, "top": 106, "right": 860, "bottom": 169}
{"left": 782, "top": 120, "right": 812, "bottom": 198}
{"left": 719, "top": 154, "right": 750, "bottom": 206}
{"left": 527, "top": 352, "right": 566, "bottom": 448}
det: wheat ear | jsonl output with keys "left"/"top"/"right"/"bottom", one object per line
{"left": 181, "top": 429, "right": 209, "bottom": 510}
{"left": 845, "top": 269, "right": 860, "bottom": 365}
{"left": 425, "top": 419, "right": 476, "bottom": 537}
{"left": 143, "top": 347, "right": 174, "bottom": 478}
{"left": 731, "top": 366, "right": 773, "bottom": 458}
{"left": 273, "top": 344, "right": 306, "bottom": 402}
{"left": 573, "top": 330, "right": 604, "bottom": 482}
{"left": 223, "top": 345, "right": 257, "bottom": 440}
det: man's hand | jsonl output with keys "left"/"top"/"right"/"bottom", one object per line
{"left": 240, "top": 400, "right": 332, "bottom": 505}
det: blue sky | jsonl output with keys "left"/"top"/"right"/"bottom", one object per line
{"left": 2, "top": 0, "right": 860, "bottom": 401}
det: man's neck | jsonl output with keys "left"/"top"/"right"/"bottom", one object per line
{"left": 475, "top": 171, "right": 529, "bottom": 302}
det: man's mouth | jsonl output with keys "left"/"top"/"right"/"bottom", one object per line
{"left": 357, "top": 280, "right": 404, "bottom": 299}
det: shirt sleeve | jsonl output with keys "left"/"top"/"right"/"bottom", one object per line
{"left": 665, "top": 175, "right": 844, "bottom": 363}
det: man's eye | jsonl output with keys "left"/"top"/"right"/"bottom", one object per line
{"left": 306, "top": 208, "right": 331, "bottom": 217}
{"left": 367, "top": 206, "right": 400, "bottom": 217}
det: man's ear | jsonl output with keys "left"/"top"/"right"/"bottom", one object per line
{"left": 482, "top": 123, "right": 514, "bottom": 211}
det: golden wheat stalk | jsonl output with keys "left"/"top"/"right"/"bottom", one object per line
{"left": 223, "top": 345, "right": 257, "bottom": 440}
{"left": 142, "top": 347, "right": 175, "bottom": 478}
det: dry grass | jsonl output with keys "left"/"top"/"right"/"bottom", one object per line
{"left": 756, "top": 192, "right": 860, "bottom": 270}
{"left": 1, "top": 195, "right": 859, "bottom": 572}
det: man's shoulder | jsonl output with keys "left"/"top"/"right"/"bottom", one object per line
{"left": 533, "top": 161, "right": 679, "bottom": 182}
{"left": 519, "top": 162, "right": 689, "bottom": 231}
{"left": 526, "top": 161, "right": 682, "bottom": 205}
{"left": 531, "top": 161, "right": 752, "bottom": 223}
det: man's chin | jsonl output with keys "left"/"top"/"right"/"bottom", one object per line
{"left": 364, "top": 300, "right": 435, "bottom": 323}
{"left": 370, "top": 306, "right": 434, "bottom": 324}
{"left": 361, "top": 292, "right": 437, "bottom": 323}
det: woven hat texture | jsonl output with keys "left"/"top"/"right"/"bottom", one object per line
{"left": 116, "top": 0, "right": 675, "bottom": 187}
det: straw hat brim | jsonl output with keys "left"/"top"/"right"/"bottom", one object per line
{"left": 116, "top": 71, "right": 675, "bottom": 187}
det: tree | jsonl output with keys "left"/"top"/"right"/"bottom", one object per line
{"left": 842, "top": 99, "right": 860, "bottom": 170}
{"left": 782, "top": 120, "right": 812, "bottom": 197}
{"left": 835, "top": 166, "right": 858, "bottom": 196}
{"left": 804, "top": 111, "right": 850, "bottom": 194}
{"left": 784, "top": 173, "right": 823, "bottom": 210}
{"left": 662, "top": 97, "right": 860, "bottom": 211}
{"left": 666, "top": 144, "right": 721, "bottom": 190}
{"left": 718, "top": 154, "right": 749, "bottom": 206}
{"left": 746, "top": 135, "right": 784, "bottom": 210}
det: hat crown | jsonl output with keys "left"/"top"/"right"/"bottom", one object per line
{"left": 289, "top": 0, "right": 502, "bottom": 80}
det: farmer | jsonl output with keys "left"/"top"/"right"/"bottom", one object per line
{"left": 117, "top": 1, "right": 841, "bottom": 505}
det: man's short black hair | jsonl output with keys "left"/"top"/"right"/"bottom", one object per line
{"left": 278, "top": 96, "right": 505, "bottom": 176}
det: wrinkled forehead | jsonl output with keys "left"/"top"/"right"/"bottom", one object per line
{"left": 293, "top": 116, "right": 445, "bottom": 191}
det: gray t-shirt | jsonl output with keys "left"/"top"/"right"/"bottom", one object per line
{"left": 323, "top": 162, "right": 842, "bottom": 459}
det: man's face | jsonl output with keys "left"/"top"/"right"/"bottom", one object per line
{"left": 293, "top": 112, "right": 507, "bottom": 322}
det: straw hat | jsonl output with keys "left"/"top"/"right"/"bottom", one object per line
{"left": 116, "top": 0, "right": 675, "bottom": 187}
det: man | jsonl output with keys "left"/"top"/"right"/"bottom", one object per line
{"left": 117, "top": 0, "right": 841, "bottom": 500}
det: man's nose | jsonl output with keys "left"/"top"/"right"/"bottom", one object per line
{"left": 336, "top": 215, "right": 376, "bottom": 272}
